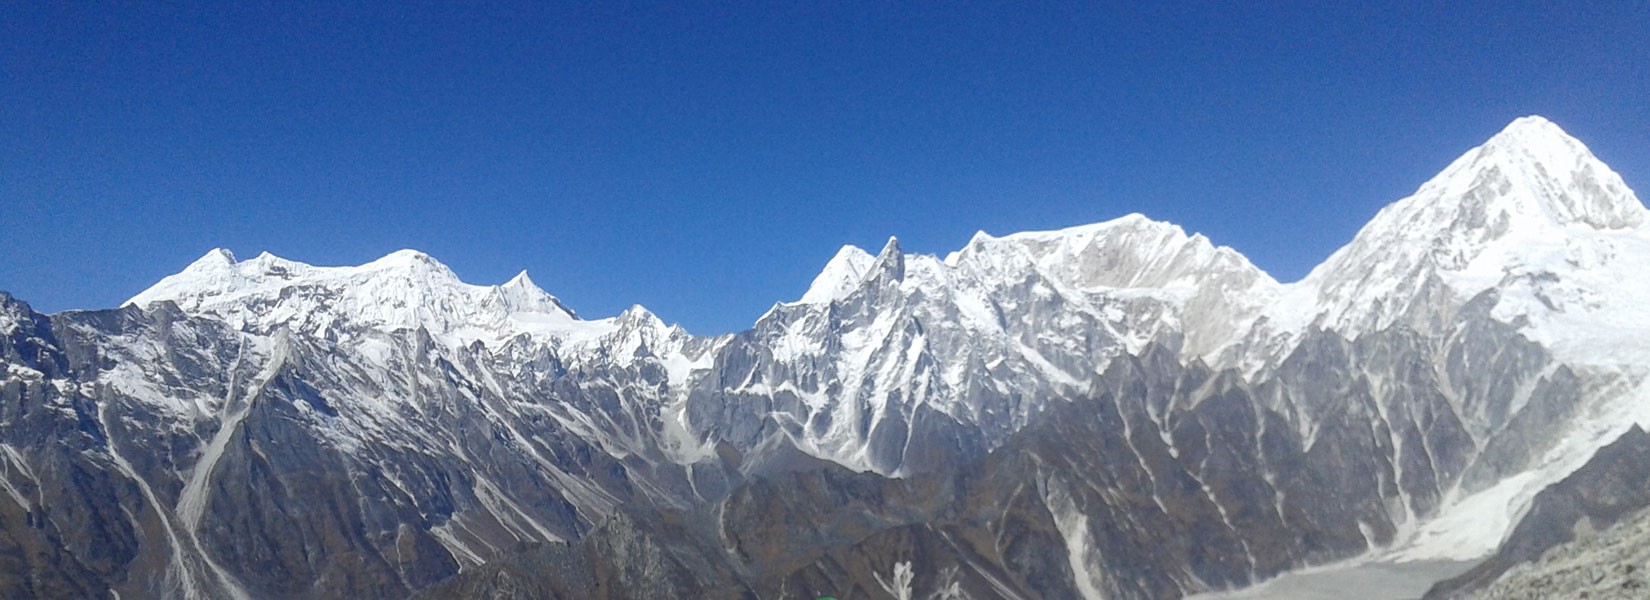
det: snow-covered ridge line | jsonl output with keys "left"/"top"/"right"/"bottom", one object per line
{"left": 1255, "top": 115, "right": 1648, "bottom": 361}
{"left": 125, "top": 248, "right": 635, "bottom": 348}
{"left": 774, "top": 117, "right": 1647, "bottom": 373}
{"left": 795, "top": 211, "right": 1276, "bottom": 308}
{"left": 116, "top": 117, "right": 1648, "bottom": 391}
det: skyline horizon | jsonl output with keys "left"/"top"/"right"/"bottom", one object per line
{"left": 30, "top": 113, "right": 1639, "bottom": 337}
{"left": 7, "top": 3, "right": 1648, "bottom": 333}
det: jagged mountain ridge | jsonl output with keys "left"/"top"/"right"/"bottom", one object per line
{"left": 688, "top": 117, "right": 1650, "bottom": 558}
{"left": 3, "top": 115, "right": 1649, "bottom": 598}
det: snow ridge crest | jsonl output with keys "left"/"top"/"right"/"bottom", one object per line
{"left": 125, "top": 249, "right": 620, "bottom": 346}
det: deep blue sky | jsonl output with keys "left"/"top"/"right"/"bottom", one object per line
{"left": 5, "top": 2, "right": 1648, "bottom": 334}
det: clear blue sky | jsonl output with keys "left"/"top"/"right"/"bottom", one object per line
{"left": 5, "top": 2, "right": 1648, "bottom": 334}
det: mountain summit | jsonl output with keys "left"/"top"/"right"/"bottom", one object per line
{"left": 1253, "top": 116, "right": 1647, "bottom": 343}
{"left": 126, "top": 248, "right": 614, "bottom": 346}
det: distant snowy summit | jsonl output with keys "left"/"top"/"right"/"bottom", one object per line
{"left": 130, "top": 116, "right": 1645, "bottom": 372}
{"left": 125, "top": 246, "right": 717, "bottom": 392}
{"left": 128, "top": 248, "right": 589, "bottom": 342}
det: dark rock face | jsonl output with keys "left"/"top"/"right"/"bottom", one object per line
{"left": 430, "top": 320, "right": 1578, "bottom": 599}
{"left": 1426, "top": 426, "right": 1650, "bottom": 599}
{"left": 412, "top": 510, "right": 753, "bottom": 600}
{"left": 0, "top": 295, "right": 720, "bottom": 599}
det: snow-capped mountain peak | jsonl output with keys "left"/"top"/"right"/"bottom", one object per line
{"left": 938, "top": 213, "right": 1279, "bottom": 362}
{"left": 1321, "top": 116, "right": 1642, "bottom": 272}
{"left": 496, "top": 269, "right": 577, "bottom": 317}
{"left": 1483, "top": 116, "right": 1642, "bottom": 226}
{"left": 359, "top": 248, "right": 458, "bottom": 275}
{"left": 961, "top": 212, "right": 1277, "bottom": 294}
{"left": 869, "top": 236, "right": 906, "bottom": 282}
{"left": 1274, "top": 116, "right": 1647, "bottom": 343}
{"left": 126, "top": 249, "right": 608, "bottom": 346}
{"left": 797, "top": 245, "right": 876, "bottom": 304}
{"left": 1431, "top": 115, "right": 1642, "bottom": 231}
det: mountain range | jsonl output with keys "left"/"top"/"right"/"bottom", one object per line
{"left": 3, "top": 116, "right": 1649, "bottom": 599}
